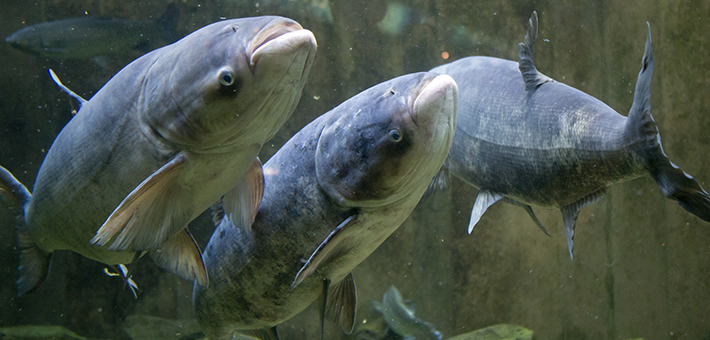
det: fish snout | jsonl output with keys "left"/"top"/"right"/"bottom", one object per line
{"left": 248, "top": 19, "right": 317, "bottom": 71}
{"left": 4, "top": 33, "right": 19, "bottom": 46}
{"left": 411, "top": 74, "right": 458, "bottom": 134}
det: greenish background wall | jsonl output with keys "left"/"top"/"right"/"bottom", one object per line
{"left": 0, "top": 0, "right": 708, "bottom": 339}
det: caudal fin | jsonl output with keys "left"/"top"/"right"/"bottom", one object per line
{"left": 0, "top": 165, "right": 52, "bottom": 296}
{"left": 625, "top": 25, "right": 710, "bottom": 222}
{"left": 651, "top": 158, "right": 710, "bottom": 222}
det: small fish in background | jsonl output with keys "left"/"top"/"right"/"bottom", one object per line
{"left": 192, "top": 72, "right": 457, "bottom": 340}
{"left": 373, "top": 286, "right": 443, "bottom": 340}
{"left": 429, "top": 11, "right": 710, "bottom": 258}
{"left": 4, "top": 3, "right": 179, "bottom": 60}
{"left": 0, "top": 16, "right": 316, "bottom": 297}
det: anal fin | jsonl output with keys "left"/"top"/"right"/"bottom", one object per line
{"left": 469, "top": 189, "right": 505, "bottom": 234}
{"left": 561, "top": 188, "right": 608, "bottom": 260}
{"left": 91, "top": 154, "right": 192, "bottom": 252}
{"left": 149, "top": 228, "right": 208, "bottom": 286}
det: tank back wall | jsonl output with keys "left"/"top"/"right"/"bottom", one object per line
{"left": 0, "top": 0, "right": 709, "bottom": 339}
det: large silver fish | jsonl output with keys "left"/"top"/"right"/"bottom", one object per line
{"left": 0, "top": 16, "right": 316, "bottom": 296}
{"left": 430, "top": 12, "right": 710, "bottom": 258}
{"left": 192, "top": 72, "right": 457, "bottom": 340}
{"left": 373, "top": 285, "right": 443, "bottom": 340}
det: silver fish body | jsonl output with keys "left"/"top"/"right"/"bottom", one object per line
{"left": 0, "top": 16, "right": 316, "bottom": 296}
{"left": 430, "top": 12, "right": 710, "bottom": 258}
{"left": 193, "top": 72, "right": 457, "bottom": 340}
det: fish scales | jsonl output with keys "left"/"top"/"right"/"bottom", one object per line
{"left": 193, "top": 72, "right": 457, "bottom": 340}
{"left": 0, "top": 16, "right": 317, "bottom": 296}
{"left": 430, "top": 12, "right": 710, "bottom": 258}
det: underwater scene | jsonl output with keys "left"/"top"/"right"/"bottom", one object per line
{"left": 1, "top": 0, "right": 709, "bottom": 339}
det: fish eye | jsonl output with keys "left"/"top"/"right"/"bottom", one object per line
{"left": 219, "top": 68, "right": 234, "bottom": 86}
{"left": 388, "top": 129, "right": 402, "bottom": 142}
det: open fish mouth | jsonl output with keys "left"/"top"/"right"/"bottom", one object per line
{"left": 249, "top": 20, "right": 317, "bottom": 69}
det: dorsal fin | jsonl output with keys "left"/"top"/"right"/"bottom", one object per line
{"left": 518, "top": 11, "right": 553, "bottom": 91}
{"left": 48, "top": 69, "right": 87, "bottom": 114}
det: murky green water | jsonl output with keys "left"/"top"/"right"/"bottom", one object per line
{"left": 1, "top": 1, "right": 709, "bottom": 339}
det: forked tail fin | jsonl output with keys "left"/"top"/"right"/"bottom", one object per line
{"left": 0, "top": 165, "right": 52, "bottom": 296}
{"left": 626, "top": 25, "right": 710, "bottom": 222}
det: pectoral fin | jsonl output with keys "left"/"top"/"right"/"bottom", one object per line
{"left": 325, "top": 273, "right": 357, "bottom": 334}
{"left": 561, "top": 189, "right": 608, "bottom": 260}
{"left": 91, "top": 154, "right": 192, "bottom": 252}
{"left": 221, "top": 158, "right": 264, "bottom": 230}
{"left": 149, "top": 228, "right": 208, "bottom": 286}
{"left": 423, "top": 166, "right": 451, "bottom": 198}
{"left": 469, "top": 189, "right": 505, "bottom": 234}
{"left": 292, "top": 215, "right": 358, "bottom": 289}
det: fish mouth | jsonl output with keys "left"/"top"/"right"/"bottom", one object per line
{"left": 248, "top": 20, "right": 317, "bottom": 70}
{"left": 411, "top": 74, "right": 458, "bottom": 132}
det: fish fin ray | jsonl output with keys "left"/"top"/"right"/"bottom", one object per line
{"left": 423, "top": 165, "right": 450, "bottom": 198}
{"left": 222, "top": 158, "right": 264, "bottom": 231}
{"left": 404, "top": 299, "right": 416, "bottom": 313}
{"left": 318, "top": 279, "right": 329, "bottom": 340}
{"left": 0, "top": 165, "right": 32, "bottom": 211}
{"left": 469, "top": 189, "right": 505, "bottom": 234}
{"left": 518, "top": 11, "right": 553, "bottom": 91}
{"left": 627, "top": 23, "right": 654, "bottom": 134}
{"left": 372, "top": 300, "right": 383, "bottom": 312}
{"left": 501, "top": 198, "right": 551, "bottom": 236}
{"left": 0, "top": 166, "right": 48, "bottom": 296}
{"left": 292, "top": 215, "right": 358, "bottom": 289}
{"left": 210, "top": 199, "right": 225, "bottom": 226}
{"left": 653, "top": 161, "right": 710, "bottom": 222}
{"left": 149, "top": 228, "right": 208, "bottom": 287}
{"left": 623, "top": 25, "right": 710, "bottom": 222}
{"left": 325, "top": 272, "right": 357, "bottom": 334}
{"left": 561, "top": 189, "right": 607, "bottom": 260}
{"left": 91, "top": 154, "right": 192, "bottom": 251}
{"left": 238, "top": 327, "right": 280, "bottom": 340}
{"left": 16, "top": 228, "right": 51, "bottom": 296}
{"left": 48, "top": 69, "right": 87, "bottom": 114}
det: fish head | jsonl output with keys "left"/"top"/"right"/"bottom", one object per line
{"left": 4, "top": 28, "right": 44, "bottom": 54}
{"left": 315, "top": 72, "right": 457, "bottom": 207}
{"left": 139, "top": 16, "right": 317, "bottom": 152}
